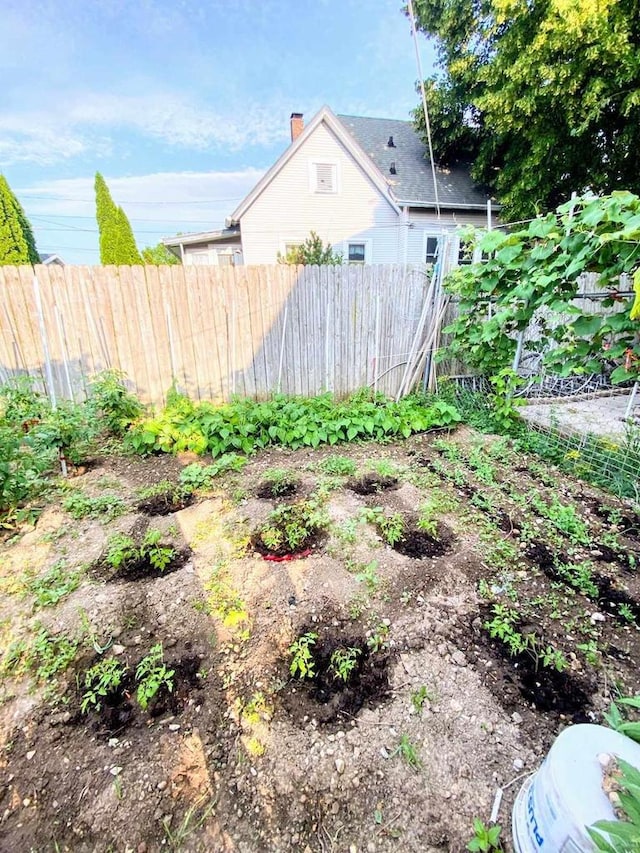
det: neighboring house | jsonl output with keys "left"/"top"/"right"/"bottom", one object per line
{"left": 163, "top": 106, "right": 495, "bottom": 267}
{"left": 39, "top": 253, "right": 65, "bottom": 266}
{"left": 163, "top": 227, "right": 243, "bottom": 267}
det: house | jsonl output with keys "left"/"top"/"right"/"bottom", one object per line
{"left": 163, "top": 106, "right": 494, "bottom": 267}
{"left": 162, "top": 227, "right": 243, "bottom": 267}
{"left": 39, "top": 252, "right": 65, "bottom": 266}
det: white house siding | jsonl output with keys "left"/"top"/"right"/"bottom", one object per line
{"left": 239, "top": 122, "right": 402, "bottom": 265}
{"left": 405, "top": 208, "right": 490, "bottom": 267}
{"left": 182, "top": 241, "right": 243, "bottom": 266}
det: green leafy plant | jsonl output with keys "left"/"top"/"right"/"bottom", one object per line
{"left": 135, "top": 644, "right": 174, "bottom": 710}
{"left": 604, "top": 695, "right": 640, "bottom": 743}
{"left": 27, "top": 560, "right": 82, "bottom": 609}
{"left": 105, "top": 533, "right": 138, "bottom": 569}
{"left": 318, "top": 455, "right": 357, "bottom": 476}
{"left": 260, "top": 468, "right": 299, "bottom": 496}
{"left": 81, "top": 656, "right": 126, "bottom": 713}
{"left": 467, "top": 818, "right": 503, "bottom": 852}
{"left": 352, "top": 559, "right": 380, "bottom": 592}
{"left": 258, "top": 501, "right": 326, "bottom": 553}
{"left": 179, "top": 454, "right": 247, "bottom": 489}
{"left": 62, "top": 490, "right": 127, "bottom": 521}
{"left": 277, "top": 231, "right": 342, "bottom": 265}
{"left": 411, "top": 685, "right": 434, "bottom": 714}
{"left": 367, "top": 622, "right": 390, "bottom": 653}
{"left": 390, "top": 734, "right": 422, "bottom": 770}
{"left": 126, "top": 391, "right": 461, "bottom": 457}
{"left": 87, "top": 369, "right": 143, "bottom": 435}
{"left": 361, "top": 507, "right": 405, "bottom": 546}
{"left": 588, "top": 758, "right": 640, "bottom": 852}
{"left": 484, "top": 604, "right": 567, "bottom": 672}
{"left": 288, "top": 632, "right": 318, "bottom": 679}
{"left": 140, "top": 529, "right": 176, "bottom": 572}
{"left": 329, "top": 647, "right": 361, "bottom": 682}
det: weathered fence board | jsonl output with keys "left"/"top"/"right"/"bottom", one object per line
{"left": 0, "top": 264, "right": 435, "bottom": 406}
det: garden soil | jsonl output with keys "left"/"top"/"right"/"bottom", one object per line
{"left": 1, "top": 429, "right": 639, "bottom": 852}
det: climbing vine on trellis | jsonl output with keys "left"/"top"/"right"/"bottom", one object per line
{"left": 442, "top": 192, "right": 640, "bottom": 383}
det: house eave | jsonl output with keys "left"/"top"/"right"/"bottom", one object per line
{"left": 398, "top": 199, "right": 497, "bottom": 211}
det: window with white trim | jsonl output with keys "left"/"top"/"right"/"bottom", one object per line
{"left": 310, "top": 161, "right": 338, "bottom": 194}
{"left": 425, "top": 235, "right": 440, "bottom": 265}
{"left": 188, "top": 251, "right": 212, "bottom": 265}
{"left": 348, "top": 243, "right": 366, "bottom": 264}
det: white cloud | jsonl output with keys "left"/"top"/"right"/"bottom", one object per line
{"left": 0, "top": 91, "right": 290, "bottom": 167}
{"left": 17, "top": 169, "right": 264, "bottom": 263}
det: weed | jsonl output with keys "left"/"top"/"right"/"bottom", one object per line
{"left": 329, "top": 646, "right": 361, "bottom": 681}
{"left": 27, "top": 560, "right": 83, "bottom": 609}
{"left": 81, "top": 657, "right": 126, "bottom": 713}
{"left": 87, "top": 369, "right": 143, "bottom": 436}
{"left": 618, "top": 603, "right": 635, "bottom": 623}
{"left": 162, "top": 796, "right": 216, "bottom": 852}
{"left": 410, "top": 685, "right": 434, "bottom": 714}
{"left": 577, "top": 640, "right": 601, "bottom": 666}
{"left": 180, "top": 455, "right": 247, "bottom": 490}
{"left": 288, "top": 632, "right": 318, "bottom": 679}
{"left": 135, "top": 644, "right": 175, "bottom": 710}
{"left": 318, "top": 455, "right": 357, "bottom": 476}
{"left": 332, "top": 518, "right": 359, "bottom": 544}
{"left": 370, "top": 459, "right": 400, "bottom": 478}
{"left": 62, "top": 490, "right": 127, "bottom": 521}
{"left": 260, "top": 468, "right": 299, "bottom": 496}
{"left": 467, "top": 818, "right": 503, "bottom": 852}
{"left": 354, "top": 560, "right": 380, "bottom": 593}
{"left": 484, "top": 604, "right": 567, "bottom": 672}
{"left": 416, "top": 504, "right": 438, "bottom": 537}
{"left": 390, "top": 734, "right": 422, "bottom": 770}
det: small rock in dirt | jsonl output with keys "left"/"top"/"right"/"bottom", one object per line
{"left": 513, "top": 758, "right": 525, "bottom": 771}
{"left": 108, "top": 738, "right": 119, "bottom": 748}
{"left": 590, "top": 612, "right": 606, "bottom": 624}
{"left": 110, "top": 766, "right": 123, "bottom": 776}
{"left": 335, "top": 759, "right": 345, "bottom": 775}
{"left": 22, "top": 798, "right": 31, "bottom": 807}
{"left": 157, "top": 781, "right": 167, "bottom": 791}
{"left": 26, "top": 750, "right": 35, "bottom": 760}
{"left": 351, "top": 777, "right": 360, "bottom": 788}
{"left": 511, "top": 712, "right": 523, "bottom": 725}
{"left": 168, "top": 724, "right": 181, "bottom": 732}
{"left": 133, "top": 635, "right": 142, "bottom": 645}
{"left": 598, "top": 752, "right": 613, "bottom": 768}
{"left": 451, "top": 651, "right": 467, "bottom": 667}
{"left": 437, "top": 643, "right": 448, "bottom": 657}
{"left": 380, "top": 747, "right": 389, "bottom": 759}
{"left": 331, "top": 801, "right": 340, "bottom": 815}
{"left": 112, "top": 644, "right": 125, "bottom": 655}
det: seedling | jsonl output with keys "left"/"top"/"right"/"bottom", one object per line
{"left": 27, "top": 560, "right": 82, "bottom": 609}
{"left": 367, "top": 622, "right": 390, "bottom": 653}
{"left": 355, "top": 559, "right": 380, "bottom": 592}
{"left": 329, "top": 646, "right": 361, "bottom": 682}
{"left": 62, "top": 490, "right": 127, "bottom": 521}
{"left": 135, "top": 644, "right": 175, "bottom": 710}
{"left": 140, "top": 529, "right": 175, "bottom": 572}
{"left": 361, "top": 507, "right": 405, "bottom": 546}
{"left": 258, "top": 501, "right": 326, "bottom": 553}
{"left": 410, "top": 685, "right": 434, "bottom": 714}
{"left": 288, "top": 632, "right": 318, "bottom": 679}
{"left": 260, "top": 468, "right": 298, "bottom": 496}
{"left": 105, "top": 533, "right": 138, "bottom": 569}
{"left": 467, "top": 818, "right": 502, "bottom": 852}
{"left": 390, "top": 734, "right": 421, "bottom": 770}
{"left": 81, "top": 657, "right": 126, "bottom": 713}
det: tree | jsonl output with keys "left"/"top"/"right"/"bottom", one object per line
{"left": 277, "top": 231, "right": 342, "bottom": 265}
{"left": 94, "top": 173, "right": 142, "bottom": 264}
{"left": 410, "top": 0, "right": 640, "bottom": 221}
{"left": 0, "top": 175, "right": 39, "bottom": 265}
{"left": 141, "top": 243, "right": 180, "bottom": 265}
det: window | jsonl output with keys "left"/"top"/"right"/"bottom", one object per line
{"left": 189, "top": 251, "right": 212, "bottom": 265}
{"left": 458, "top": 238, "right": 474, "bottom": 265}
{"left": 348, "top": 243, "right": 366, "bottom": 264}
{"left": 425, "top": 235, "right": 440, "bottom": 265}
{"left": 310, "top": 160, "right": 338, "bottom": 194}
{"left": 217, "top": 253, "right": 233, "bottom": 267}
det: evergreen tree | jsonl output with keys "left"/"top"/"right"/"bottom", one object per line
{"left": 0, "top": 175, "right": 39, "bottom": 265}
{"left": 94, "top": 172, "right": 142, "bottom": 264}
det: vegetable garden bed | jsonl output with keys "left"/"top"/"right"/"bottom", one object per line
{"left": 1, "top": 423, "right": 639, "bottom": 852}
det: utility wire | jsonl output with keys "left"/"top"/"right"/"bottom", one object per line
{"left": 407, "top": 0, "right": 440, "bottom": 219}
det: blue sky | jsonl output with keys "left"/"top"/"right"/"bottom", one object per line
{"left": 2, "top": 0, "right": 436, "bottom": 263}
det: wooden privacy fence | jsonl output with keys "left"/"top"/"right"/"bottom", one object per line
{"left": 0, "top": 263, "right": 446, "bottom": 406}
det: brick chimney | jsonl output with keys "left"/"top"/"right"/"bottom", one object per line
{"left": 290, "top": 112, "right": 304, "bottom": 142}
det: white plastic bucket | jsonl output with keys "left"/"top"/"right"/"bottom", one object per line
{"left": 512, "top": 723, "right": 640, "bottom": 852}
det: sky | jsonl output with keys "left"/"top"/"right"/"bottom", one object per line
{"left": 2, "top": 0, "right": 437, "bottom": 264}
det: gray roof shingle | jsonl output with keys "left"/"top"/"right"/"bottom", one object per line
{"left": 337, "top": 114, "right": 491, "bottom": 209}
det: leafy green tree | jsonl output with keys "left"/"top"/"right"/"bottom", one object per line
{"left": 94, "top": 173, "right": 142, "bottom": 265}
{"left": 0, "top": 175, "right": 39, "bottom": 265}
{"left": 141, "top": 243, "right": 180, "bottom": 265}
{"left": 410, "top": 0, "right": 640, "bottom": 221}
{"left": 277, "top": 231, "right": 342, "bottom": 265}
